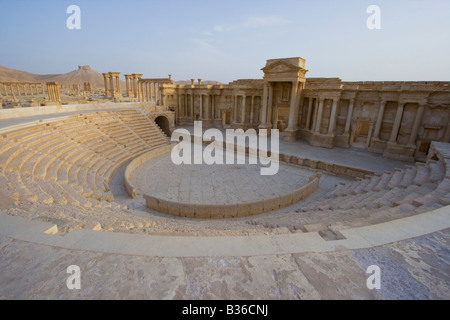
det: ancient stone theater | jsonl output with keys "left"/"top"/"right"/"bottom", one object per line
{"left": 0, "top": 57, "right": 449, "bottom": 299}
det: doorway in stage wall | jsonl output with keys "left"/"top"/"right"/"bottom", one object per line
{"left": 351, "top": 121, "right": 372, "bottom": 150}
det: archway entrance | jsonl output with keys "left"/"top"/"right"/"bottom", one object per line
{"left": 154, "top": 116, "right": 171, "bottom": 137}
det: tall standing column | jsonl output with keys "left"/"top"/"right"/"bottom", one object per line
{"left": 102, "top": 73, "right": 109, "bottom": 97}
{"left": 190, "top": 93, "right": 194, "bottom": 119}
{"left": 408, "top": 103, "right": 425, "bottom": 146}
{"left": 305, "top": 98, "right": 313, "bottom": 129}
{"left": 211, "top": 95, "right": 215, "bottom": 119}
{"left": 287, "top": 81, "right": 300, "bottom": 130}
{"left": 109, "top": 73, "right": 115, "bottom": 98}
{"left": 373, "top": 100, "right": 387, "bottom": 139}
{"left": 314, "top": 98, "right": 325, "bottom": 133}
{"left": 10, "top": 85, "right": 16, "bottom": 100}
{"left": 199, "top": 94, "right": 203, "bottom": 119}
{"left": 241, "top": 95, "right": 246, "bottom": 124}
{"left": 389, "top": 102, "right": 406, "bottom": 143}
{"left": 327, "top": 98, "right": 339, "bottom": 134}
{"left": 267, "top": 83, "right": 273, "bottom": 126}
{"left": 3, "top": 84, "right": 8, "bottom": 97}
{"left": 250, "top": 96, "right": 255, "bottom": 125}
{"left": 260, "top": 82, "right": 269, "bottom": 125}
{"left": 344, "top": 98, "right": 355, "bottom": 134}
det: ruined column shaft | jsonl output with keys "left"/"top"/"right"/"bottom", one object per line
{"left": 327, "top": 98, "right": 339, "bottom": 134}
{"left": 408, "top": 104, "right": 425, "bottom": 146}
{"left": 389, "top": 102, "right": 405, "bottom": 143}
{"left": 344, "top": 99, "right": 355, "bottom": 134}
{"left": 314, "top": 98, "right": 325, "bottom": 133}
{"left": 373, "top": 100, "right": 387, "bottom": 139}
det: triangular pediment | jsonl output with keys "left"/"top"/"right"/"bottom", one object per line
{"left": 261, "top": 60, "right": 302, "bottom": 74}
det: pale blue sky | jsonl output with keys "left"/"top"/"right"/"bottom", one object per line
{"left": 0, "top": 0, "right": 449, "bottom": 82}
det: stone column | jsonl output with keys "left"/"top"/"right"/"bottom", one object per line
{"left": 241, "top": 95, "right": 246, "bottom": 124}
{"left": 199, "top": 94, "right": 203, "bottom": 119}
{"left": 3, "top": 84, "right": 8, "bottom": 97}
{"left": 408, "top": 103, "right": 425, "bottom": 146}
{"left": 29, "top": 84, "right": 34, "bottom": 96}
{"left": 190, "top": 93, "right": 194, "bottom": 119}
{"left": 198, "top": 79, "right": 202, "bottom": 86}
{"left": 389, "top": 102, "right": 406, "bottom": 143}
{"left": 116, "top": 76, "right": 121, "bottom": 95}
{"left": 287, "top": 81, "right": 299, "bottom": 130}
{"left": 305, "top": 98, "right": 313, "bottom": 129}
{"left": 250, "top": 96, "right": 255, "bottom": 125}
{"left": 328, "top": 98, "right": 339, "bottom": 134}
{"left": 10, "top": 85, "right": 16, "bottom": 100}
{"left": 205, "top": 94, "right": 211, "bottom": 120}
{"left": 260, "top": 82, "right": 269, "bottom": 124}
{"left": 109, "top": 73, "right": 115, "bottom": 98}
{"left": 314, "top": 98, "right": 325, "bottom": 133}
{"left": 102, "top": 73, "right": 109, "bottom": 97}
{"left": 155, "top": 83, "right": 159, "bottom": 105}
{"left": 16, "top": 84, "right": 21, "bottom": 96}
{"left": 373, "top": 100, "right": 387, "bottom": 139}
{"left": 211, "top": 94, "right": 215, "bottom": 119}
{"left": 344, "top": 98, "right": 355, "bottom": 134}
{"left": 267, "top": 84, "right": 274, "bottom": 126}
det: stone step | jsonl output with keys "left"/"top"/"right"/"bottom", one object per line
{"left": 399, "top": 165, "right": 417, "bottom": 189}
{"left": 0, "top": 145, "right": 23, "bottom": 168}
{"left": 373, "top": 171, "right": 393, "bottom": 191}
{"left": 428, "top": 160, "right": 445, "bottom": 183}
{"left": 4, "top": 170, "right": 37, "bottom": 201}
{"left": 387, "top": 168, "right": 405, "bottom": 189}
{"left": 21, "top": 173, "right": 54, "bottom": 204}
{"left": 413, "top": 162, "right": 429, "bottom": 186}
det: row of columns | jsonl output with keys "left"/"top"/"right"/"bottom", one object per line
{"left": 179, "top": 93, "right": 218, "bottom": 119}
{"left": 46, "top": 82, "right": 61, "bottom": 102}
{"left": 303, "top": 96, "right": 426, "bottom": 147}
{"left": 102, "top": 72, "right": 122, "bottom": 98}
{"left": 124, "top": 74, "right": 143, "bottom": 98}
{"left": 260, "top": 81, "right": 303, "bottom": 133}
{"left": 231, "top": 94, "right": 258, "bottom": 124}
{"left": 137, "top": 81, "right": 160, "bottom": 103}
{"left": 1, "top": 82, "right": 46, "bottom": 99}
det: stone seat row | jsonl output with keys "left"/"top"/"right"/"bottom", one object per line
{"left": 0, "top": 109, "right": 170, "bottom": 208}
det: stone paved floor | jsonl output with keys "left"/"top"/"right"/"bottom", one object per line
{"left": 0, "top": 229, "right": 448, "bottom": 299}
{"left": 131, "top": 149, "right": 315, "bottom": 205}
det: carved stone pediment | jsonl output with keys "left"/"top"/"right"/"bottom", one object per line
{"left": 261, "top": 60, "right": 302, "bottom": 74}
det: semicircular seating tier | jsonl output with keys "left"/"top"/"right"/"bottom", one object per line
{"left": 0, "top": 109, "right": 170, "bottom": 208}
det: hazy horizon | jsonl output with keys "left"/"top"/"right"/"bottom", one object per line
{"left": 1, "top": 0, "right": 449, "bottom": 83}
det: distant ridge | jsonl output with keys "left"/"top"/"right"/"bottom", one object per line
{"left": 0, "top": 65, "right": 105, "bottom": 88}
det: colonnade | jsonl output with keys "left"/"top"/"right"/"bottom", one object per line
{"left": 0, "top": 82, "right": 46, "bottom": 99}
{"left": 102, "top": 72, "right": 122, "bottom": 98}
{"left": 46, "top": 82, "right": 61, "bottom": 101}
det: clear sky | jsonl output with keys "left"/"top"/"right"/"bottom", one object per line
{"left": 0, "top": 0, "right": 449, "bottom": 83}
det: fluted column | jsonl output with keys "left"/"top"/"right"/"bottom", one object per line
{"left": 267, "top": 84, "right": 273, "bottom": 127}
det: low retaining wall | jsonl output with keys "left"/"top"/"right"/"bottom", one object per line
{"left": 0, "top": 101, "right": 166, "bottom": 120}
{"left": 124, "top": 141, "right": 320, "bottom": 219}
{"left": 143, "top": 175, "right": 320, "bottom": 219}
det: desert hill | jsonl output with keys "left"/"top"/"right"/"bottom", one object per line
{"left": 0, "top": 65, "right": 105, "bottom": 88}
